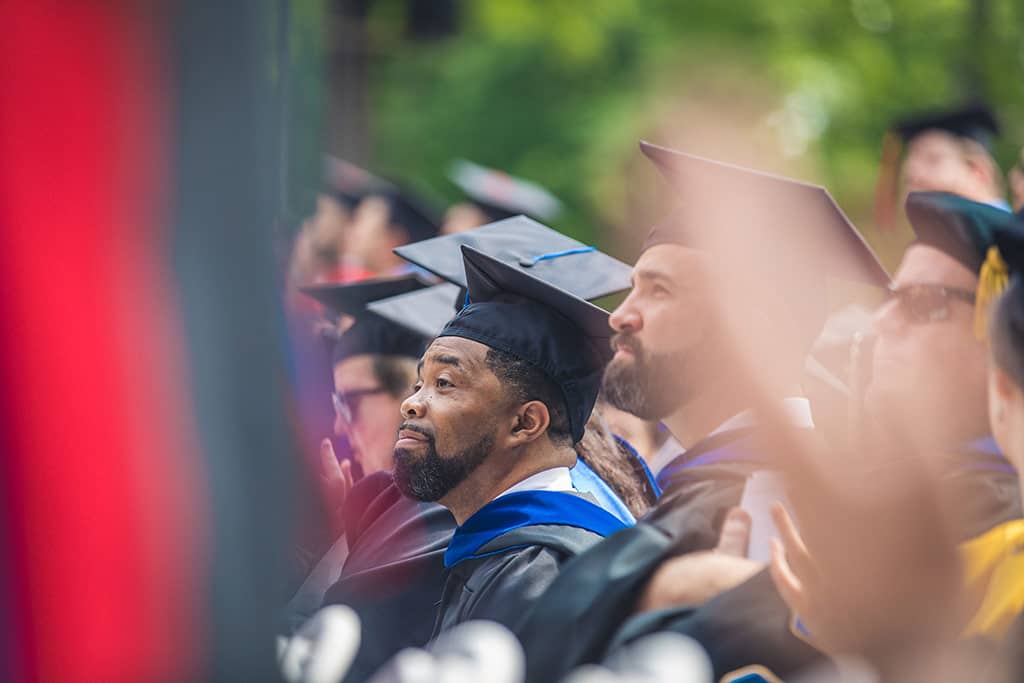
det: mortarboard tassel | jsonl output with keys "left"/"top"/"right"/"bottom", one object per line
{"left": 975, "top": 246, "right": 1009, "bottom": 341}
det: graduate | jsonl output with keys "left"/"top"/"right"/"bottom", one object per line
{"left": 517, "top": 142, "right": 891, "bottom": 682}
{"left": 391, "top": 239, "right": 632, "bottom": 635}
{"left": 289, "top": 275, "right": 458, "bottom": 682}
{"left": 875, "top": 103, "right": 1008, "bottom": 230}
{"left": 389, "top": 218, "right": 660, "bottom": 522}
{"left": 869, "top": 191, "right": 1023, "bottom": 540}
{"left": 769, "top": 193, "right": 1024, "bottom": 655}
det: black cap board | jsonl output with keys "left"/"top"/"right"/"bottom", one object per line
{"left": 321, "top": 156, "right": 392, "bottom": 208}
{"left": 393, "top": 215, "right": 632, "bottom": 299}
{"left": 640, "top": 141, "right": 890, "bottom": 288}
{"left": 366, "top": 283, "right": 464, "bottom": 339}
{"left": 438, "top": 245, "right": 613, "bottom": 443}
{"left": 894, "top": 104, "right": 1000, "bottom": 150}
{"left": 907, "top": 191, "right": 1023, "bottom": 340}
{"left": 906, "top": 191, "right": 1019, "bottom": 275}
{"left": 300, "top": 275, "right": 425, "bottom": 318}
{"left": 300, "top": 275, "right": 431, "bottom": 364}
{"left": 449, "top": 159, "right": 562, "bottom": 222}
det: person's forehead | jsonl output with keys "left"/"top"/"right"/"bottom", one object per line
{"left": 635, "top": 244, "right": 708, "bottom": 285}
{"left": 422, "top": 336, "right": 490, "bottom": 369}
{"left": 893, "top": 243, "right": 978, "bottom": 289}
{"left": 333, "top": 354, "right": 376, "bottom": 385}
{"left": 905, "top": 130, "right": 963, "bottom": 159}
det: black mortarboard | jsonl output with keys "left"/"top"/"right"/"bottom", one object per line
{"left": 639, "top": 141, "right": 890, "bottom": 288}
{"left": 300, "top": 275, "right": 431, "bottom": 363}
{"left": 438, "top": 245, "right": 616, "bottom": 443}
{"left": 448, "top": 160, "right": 562, "bottom": 222}
{"left": 393, "top": 215, "right": 632, "bottom": 298}
{"left": 894, "top": 104, "right": 1000, "bottom": 150}
{"left": 906, "top": 191, "right": 1018, "bottom": 274}
{"left": 321, "top": 156, "right": 391, "bottom": 209}
{"left": 366, "top": 283, "right": 464, "bottom": 339}
{"left": 376, "top": 186, "right": 442, "bottom": 244}
{"left": 300, "top": 275, "right": 425, "bottom": 318}
{"left": 906, "top": 191, "right": 1022, "bottom": 339}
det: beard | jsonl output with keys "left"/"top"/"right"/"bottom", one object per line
{"left": 603, "top": 332, "right": 689, "bottom": 420}
{"left": 393, "top": 424, "right": 494, "bottom": 502}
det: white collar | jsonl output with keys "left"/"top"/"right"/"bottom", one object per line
{"left": 648, "top": 397, "right": 814, "bottom": 476}
{"left": 496, "top": 467, "right": 574, "bottom": 499}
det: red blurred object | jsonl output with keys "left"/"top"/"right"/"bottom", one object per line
{"left": 0, "top": 3, "right": 207, "bottom": 682}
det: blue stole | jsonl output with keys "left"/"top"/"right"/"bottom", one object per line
{"left": 960, "top": 435, "right": 1017, "bottom": 474}
{"left": 444, "top": 490, "right": 628, "bottom": 568}
{"left": 655, "top": 430, "right": 761, "bottom": 491}
{"left": 613, "top": 435, "right": 662, "bottom": 499}
{"left": 570, "top": 458, "right": 636, "bottom": 524}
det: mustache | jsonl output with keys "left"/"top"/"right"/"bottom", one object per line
{"left": 398, "top": 422, "right": 435, "bottom": 441}
{"left": 610, "top": 332, "right": 642, "bottom": 355}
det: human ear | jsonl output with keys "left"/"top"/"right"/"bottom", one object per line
{"left": 510, "top": 401, "right": 551, "bottom": 446}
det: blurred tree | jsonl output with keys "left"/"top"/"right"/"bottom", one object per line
{"left": 319, "top": 0, "right": 1024, "bottom": 264}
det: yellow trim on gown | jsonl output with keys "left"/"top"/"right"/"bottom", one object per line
{"left": 962, "top": 518, "right": 1024, "bottom": 639}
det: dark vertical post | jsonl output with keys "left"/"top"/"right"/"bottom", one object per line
{"left": 171, "top": 2, "right": 298, "bottom": 680}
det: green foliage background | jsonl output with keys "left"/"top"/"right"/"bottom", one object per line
{"left": 293, "top": 0, "right": 1024, "bottom": 267}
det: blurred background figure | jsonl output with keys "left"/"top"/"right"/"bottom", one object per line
{"left": 876, "top": 104, "right": 1008, "bottom": 230}
{"left": 442, "top": 159, "right": 563, "bottom": 234}
{"left": 1008, "top": 146, "right": 1024, "bottom": 214}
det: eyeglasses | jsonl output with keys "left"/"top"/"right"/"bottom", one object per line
{"left": 332, "top": 386, "right": 388, "bottom": 425}
{"left": 886, "top": 283, "right": 975, "bottom": 324}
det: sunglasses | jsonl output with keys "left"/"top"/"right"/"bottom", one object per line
{"left": 332, "top": 386, "right": 388, "bottom": 425}
{"left": 886, "top": 283, "right": 975, "bottom": 324}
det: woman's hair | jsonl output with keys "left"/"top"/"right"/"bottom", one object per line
{"left": 990, "top": 281, "right": 1024, "bottom": 389}
{"left": 574, "top": 412, "right": 656, "bottom": 519}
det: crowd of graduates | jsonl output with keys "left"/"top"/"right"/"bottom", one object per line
{"left": 277, "top": 104, "right": 1024, "bottom": 683}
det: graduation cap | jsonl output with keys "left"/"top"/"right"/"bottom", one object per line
{"left": 367, "top": 283, "right": 464, "bottom": 339}
{"left": 374, "top": 186, "right": 442, "bottom": 244}
{"left": 875, "top": 104, "right": 1001, "bottom": 230}
{"left": 993, "top": 218, "right": 1024, "bottom": 322}
{"left": 393, "top": 215, "right": 632, "bottom": 299}
{"left": 639, "top": 141, "right": 890, "bottom": 288}
{"left": 894, "top": 104, "right": 1000, "bottom": 150}
{"left": 448, "top": 159, "right": 562, "bottom": 222}
{"left": 300, "top": 275, "right": 431, "bottom": 363}
{"left": 905, "top": 191, "right": 1024, "bottom": 339}
{"left": 438, "top": 245, "right": 616, "bottom": 443}
{"left": 321, "top": 156, "right": 392, "bottom": 209}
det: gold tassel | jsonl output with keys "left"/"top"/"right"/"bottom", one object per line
{"left": 975, "top": 246, "right": 1009, "bottom": 341}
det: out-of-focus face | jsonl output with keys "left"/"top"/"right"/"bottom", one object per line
{"left": 441, "top": 202, "right": 491, "bottom": 235}
{"left": 901, "top": 131, "right": 973, "bottom": 198}
{"left": 1009, "top": 150, "right": 1024, "bottom": 213}
{"left": 394, "top": 337, "right": 508, "bottom": 502}
{"left": 604, "top": 244, "right": 712, "bottom": 420}
{"left": 866, "top": 244, "right": 989, "bottom": 445}
{"left": 333, "top": 354, "right": 406, "bottom": 476}
{"left": 346, "top": 195, "right": 403, "bottom": 273}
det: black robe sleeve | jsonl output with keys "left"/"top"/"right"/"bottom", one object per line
{"left": 605, "top": 569, "right": 825, "bottom": 681}
{"left": 319, "top": 473, "right": 456, "bottom": 683}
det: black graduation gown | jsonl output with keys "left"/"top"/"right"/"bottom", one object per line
{"left": 318, "top": 472, "right": 457, "bottom": 682}
{"left": 514, "top": 427, "right": 818, "bottom": 683}
{"left": 433, "top": 489, "right": 628, "bottom": 636}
